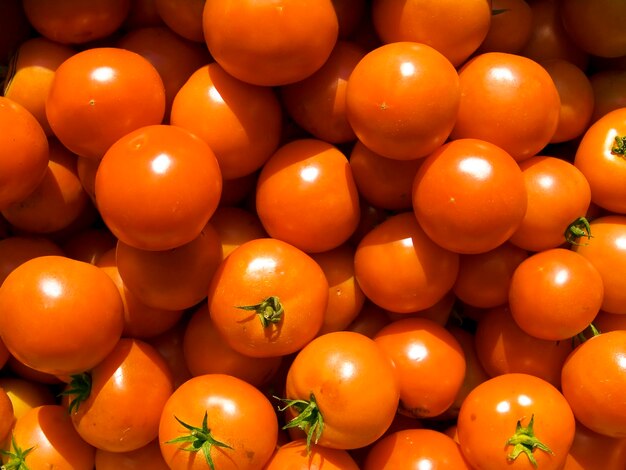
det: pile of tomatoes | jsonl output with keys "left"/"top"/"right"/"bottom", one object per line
{"left": 1, "top": 0, "right": 626, "bottom": 468}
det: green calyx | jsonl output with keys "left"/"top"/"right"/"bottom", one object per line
{"left": 505, "top": 414, "right": 553, "bottom": 467}
{"left": 60, "top": 372, "right": 92, "bottom": 414}
{"left": 0, "top": 435, "right": 34, "bottom": 470}
{"left": 611, "top": 136, "right": 626, "bottom": 156}
{"left": 564, "top": 216, "right": 592, "bottom": 246}
{"left": 236, "top": 296, "right": 284, "bottom": 328}
{"left": 165, "top": 412, "right": 232, "bottom": 470}
{"left": 276, "top": 393, "right": 324, "bottom": 453}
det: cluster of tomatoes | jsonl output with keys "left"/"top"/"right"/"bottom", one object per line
{"left": 1, "top": 0, "right": 626, "bottom": 469}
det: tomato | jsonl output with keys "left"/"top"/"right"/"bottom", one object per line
{"left": 412, "top": 138, "right": 527, "bottom": 254}
{"left": 115, "top": 222, "right": 223, "bottom": 311}
{"left": 282, "top": 331, "right": 400, "bottom": 449}
{"left": 364, "top": 428, "right": 472, "bottom": 469}
{"left": 349, "top": 140, "right": 424, "bottom": 211}
{"left": 0, "top": 255, "right": 124, "bottom": 376}
{"left": 0, "top": 96, "right": 48, "bottom": 211}
{"left": 564, "top": 422, "right": 626, "bottom": 470}
{"left": 208, "top": 237, "right": 328, "bottom": 357}
{"left": 371, "top": 0, "right": 492, "bottom": 67}
{"left": 593, "top": 310, "right": 626, "bottom": 333}
{"left": 2, "top": 404, "right": 95, "bottom": 470}
{"left": 146, "top": 321, "right": 192, "bottom": 390}
{"left": 310, "top": 243, "right": 365, "bottom": 335}
{"left": 124, "top": 0, "right": 163, "bottom": 29}
{"left": 46, "top": 47, "right": 165, "bottom": 160}
{"left": 3, "top": 37, "right": 75, "bottom": 136}
{"left": 345, "top": 41, "right": 460, "bottom": 160}
{"left": 561, "top": 330, "right": 626, "bottom": 438}
{"left": 170, "top": 62, "right": 283, "bottom": 180}
{"left": 450, "top": 52, "right": 561, "bottom": 162}
{"left": 0, "top": 377, "right": 56, "bottom": 421}
{"left": 255, "top": 139, "right": 360, "bottom": 253}
{"left": 457, "top": 373, "right": 576, "bottom": 469}
{"left": 0, "top": 235, "right": 64, "bottom": 285}
{"left": 0, "top": 387, "right": 13, "bottom": 444}
{"left": 574, "top": 107, "right": 626, "bottom": 214}
{"left": 95, "top": 124, "right": 222, "bottom": 251}
{"left": 95, "top": 439, "right": 169, "bottom": 470}
{"left": 22, "top": 0, "right": 130, "bottom": 44}
{"left": 0, "top": 338, "right": 8, "bottom": 370}
{"left": 2, "top": 138, "right": 90, "bottom": 234}
{"left": 159, "top": 374, "right": 278, "bottom": 470}
{"left": 116, "top": 26, "right": 209, "bottom": 117}
{"left": 264, "top": 438, "right": 360, "bottom": 470}
{"left": 453, "top": 242, "right": 528, "bottom": 309}
{"left": 280, "top": 40, "right": 366, "bottom": 144}
{"left": 155, "top": 0, "right": 205, "bottom": 42}
{"left": 202, "top": 0, "right": 338, "bottom": 86}
{"left": 474, "top": 305, "right": 574, "bottom": 388}
{"left": 571, "top": 215, "right": 626, "bottom": 314}
{"left": 386, "top": 290, "right": 456, "bottom": 326}
{"left": 589, "top": 69, "right": 626, "bottom": 123}
{"left": 183, "top": 304, "right": 281, "bottom": 387}
{"left": 61, "top": 227, "right": 117, "bottom": 265}
{"left": 345, "top": 301, "right": 392, "bottom": 339}
{"left": 354, "top": 212, "right": 459, "bottom": 313}
{"left": 209, "top": 206, "right": 267, "bottom": 259}
{"left": 332, "top": 0, "right": 367, "bottom": 39}
{"left": 560, "top": 0, "right": 626, "bottom": 58}
{"left": 0, "top": 0, "right": 30, "bottom": 65}
{"left": 374, "top": 317, "right": 466, "bottom": 419}
{"left": 477, "top": 0, "right": 533, "bottom": 54}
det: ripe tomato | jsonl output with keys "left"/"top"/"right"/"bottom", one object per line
{"left": 264, "top": 438, "right": 360, "bottom": 470}
{"left": 346, "top": 301, "right": 392, "bottom": 339}
{"left": 61, "top": 227, "right": 116, "bottom": 265}
{"left": 155, "top": 0, "right": 205, "bottom": 42}
{"left": 280, "top": 40, "right": 366, "bottom": 144}
{"left": 412, "top": 138, "right": 527, "bottom": 254}
{"left": 0, "top": 235, "right": 63, "bottom": 285}
{"left": 95, "top": 439, "right": 169, "bottom": 470}
{"left": 345, "top": 41, "right": 460, "bottom": 160}
{"left": 0, "top": 96, "right": 48, "bottom": 211}
{"left": 574, "top": 107, "right": 626, "bottom": 214}
{"left": 3, "top": 37, "right": 75, "bottom": 135}
{"left": 0, "top": 255, "right": 124, "bottom": 376}
{"left": 364, "top": 428, "right": 472, "bottom": 469}
{"left": 22, "top": 0, "right": 130, "bottom": 44}
{"left": 46, "top": 47, "right": 165, "bottom": 160}
{"left": 477, "top": 0, "right": 533, "bottom": 54}
{"left": 64, "top": 338, "right": 174, "bottom": 452}
{"left": 159, "top": 374, "right": 278, "bottom": 470}
{"left": 2, "top": 404, "right": 95, "bottom": 470}
{"left": 0, "top": 387, "right": 13, "bottom": 444}
{"left": 146, "top": 322, "right": 192, "bottom": 390}
{"left": 0, "top": 377, "right": 55, "bottom": 421}
{"left": 508, "top": 248, "right": 604, "bottom": 341}
{"left": 354, "top": 212, "right": 459, "bottom": 313}
{"left": 450, "top": 52, "right": 561, "bottom": 162}
{"left": 371, "top": 0, "right": 491, "bottom": 67}
{"left": 95, "top": 124, "right": 222, "bottom": 251}
{"left": 564, "top": 422, "right": 626, "bottom": 470}
{"left": 115, "top": 222, "right": 223, "bottom": 311}
{"left": 208, "top": 237, "right": 328, "bottom": 358}
{"left": 374, "top": 317, "right": 466, "bottom": 418}
{"left": 571, "top": 215, "right": 626, "bottom": 314}
{"left": 202, "top": 0, "right": 338, "bottom": 86}
{"left": 209, "top": 206, "right": 267, "bottom": 259}
{"left": 561, "top": 330, "right": 626, "bottom": 438}
{"left": 282, "top": 331, "right": 400, "bottom": 450}
{"left": 474, "top": 306, "right": 574, "bottom": 388}
{"left": 589, "top": 69, "right": 626, "bottom": 123}
{"left": 170, "top": 62, "right": 283, "bottom": 180}
{"left": 457, "top": 373, "right": 576, "bottom": 469}
{"left": 255, "top": 139, "right": 360, "bottom": 253}
{"left": 508, "top": 155, "right": 592, "bottom": 252}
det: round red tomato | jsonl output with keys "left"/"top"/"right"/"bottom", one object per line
{"left": 457, "top": 373, "right": 576, "bottom": 469}
{"left": 264, "top": 439, "right": 360, "bottom": 470}
{"left": 95, "top": 124, "right": 222, "bottom": 251}
{"left": 95, "top": 439, "right": 169, "bottom": 470}
{"left": 345, "top": 41, "right": 460, "bottom": 160}
{"left": 412, "top": 138, "right": 527, "bottom": 254}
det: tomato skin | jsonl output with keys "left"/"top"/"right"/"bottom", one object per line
{"left": 284, "top": 331, "right": 400, "bottom": 450}
{"left": 0, "top": 377, "right": 56, "bottom": 422}
{"left": 208, "top": 237, "right": 328, "bottom": 358}
{"left": 264, "top": 439, "right": 360, "bottom": 470}
{"left": 95, "top": 439, "right": 169, "bottom": 470}
{"left": 0, "top": 235, "right": 64, "bottom": 285}
{"left": 412, "top": 138, "right": 527, "bottom": 254}
{"left": 345, "top": 41, "right": 460, "bottom": 160}
{"left": 155, "top": 0, "right": 205, "bottom": 42}
{"left": 374, "top": 318, "right": 466, "bottom": 419}
{"left": 255, "top": 139, "right": 360, "bottom": 253}
{"left": 564, "top": 422, "right": 626, "bottom": 470}
{"left": 95, "top": 124, "right": 222, "bottom": 251}
{"left": 159, "top": 374, "right": 278, "bottom": 470}
{"left": 202, "top": 0, "right": 338, "bottom": 86}
{"left": 574, "top": 108, "right": 626, "bottom": 214}
{"left": 477, "top": 0, "right": 533, "bottom": 55}
{"left": 0, "top": 255, "right": 124, "bottom": 376}
{"left": 561, "top": 331, "right": 626, "bottom": 438}
{"left": 457, "top": 373, "right": 576, "bottom": 470}
{"left": 354, "top": 212, "right": 459, "bottom": 313}
{"left": 0, "top": 388, "right": 13, "bottom": 444}
{"left": 0, "top": 97, "right": 49, "bottom": 211}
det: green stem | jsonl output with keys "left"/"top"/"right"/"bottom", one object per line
{"left": 236, "top": 296, "right": 284, "bottom": 328}
{"left": 0, "top": 435, "right": 34, "bottom": 470}
{"left": 276, "top": 393, "right": 324, "bottom": 453}
{"left": 60, "top": 373, "right": 92, "bottom": 414}
{"left": 611, "top": 136, "right": 626, "bottom": 156}
{"left": 505, "top": 414, "right": 553, "bottom": 467}
{"left": 564, "top": 216, "right": 592, "bottom": 246}
{"left": 492, "top": 8, "right": 510, "bottom": 15}
{"left": 165, "top": 412, "right": 232, "bottom": 470}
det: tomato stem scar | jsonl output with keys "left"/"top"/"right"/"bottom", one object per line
{"left": 237, "top": 295, "right": 284, "bottom": 328}
{"left": 564, "top": 216, "right": 592, "bottom": 246}
{"left": 276, "top": 393, "right": 324, "bottom": 453}
{"left": 60, "top": 372, "right": 92, "bottom": 414}
{"left": 505, "top": 414, "right": 554, "bottom": 467}
{"left": 0, "top": 435, "right": 35, "bottom": 470}
{"left": 611, "top": 136, "right": 626, "bottom": 156}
